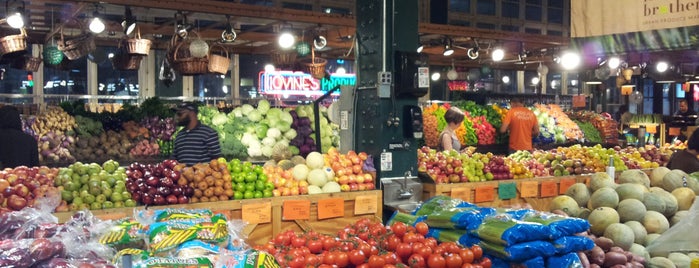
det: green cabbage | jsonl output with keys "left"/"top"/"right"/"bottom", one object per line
{"left": 257, "top": 99, "right": 271, "bottom": 115}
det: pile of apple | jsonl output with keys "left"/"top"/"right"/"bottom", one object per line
{"left": 484, "top": 156, "right": 512, "bottom": 180}
{"left": 0, "top": 166, "right": 59, "bottom": 211}
{"left": 179, "top": 158, "right": 235, "bottom": 203}
{"left": 125, "top": 159, "right": 194, "bottom": 206}
{"left": 54, "top": 160, "right": 137, "bottom": 211}
{"left": 523, "top": 159, "right": 550, "bottom": 177}
{"left": 417, "top": 147, "right": 471, "bottom": 183}
{"left": 325, "top": 149, "right": 375, "bottom": 192}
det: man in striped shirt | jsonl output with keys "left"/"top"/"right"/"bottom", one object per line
{"left": 173, "top": 102, "right": 222, "bottom": 166}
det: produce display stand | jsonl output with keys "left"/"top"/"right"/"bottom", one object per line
{"left": 53, "top": 190, "right": 382, "bottom": 246}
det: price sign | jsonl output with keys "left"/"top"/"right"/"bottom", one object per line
{"left": 540, "top": 181, "right": 558, "bottom": 197}
{"left": 498, "top": 182, "right": 517, "bottom": 200}
{"left": 520, "top": 181, "right": 539, "bottom": 197}
{"left": 242, "top": 202, "right": 271, "bottom": 224}
{"left": 474, "top": 185, "right": 495, "bottom": 203}
{"left": 646, "top": 125, "right": 657, "bottom": 134}
{"left": 669, "top": 127, "right": 681, "bottom": 136}
{"left": 283, "top": 200, "right": 311, "bottom": 220}
{"left": 354, "top": 195, "right": 378, "bottom": 215}
{"left": 450, "top": 187, "right": 471, "bottom": 202}
{"left": 572, "top": 95, "right": 586, "bottom": 108}
{"left": 559, "top": 178, "right": 576, "bottom": 195}
{"left": 318, "top": 198, "right": 344, "bottom": 219}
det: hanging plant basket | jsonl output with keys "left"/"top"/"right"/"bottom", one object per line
{"left": 272, "top": 50, "right": 297, "bottom": 67}
{"left": 56, "top": 19, "right": 95, "bottom": 60}
{"left": 208, "top": 44, "right": 230, "bottom": 75}
{"left": 125, "top": 27, "right": 152, "bottom": 55}
{"left": 298, "top": 47, "right": 327, "bottom": 79}
{"left": 0, "top": 27, "right": 28, "bottom": 55}
{"left": 43, "top": 45, "right": 64, "bottom": 65}
{"left": 171, "top": 40, "right": 208, "bottom": 75}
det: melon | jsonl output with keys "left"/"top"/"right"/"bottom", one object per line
{"left": 643, "top": 192, "right": 667, "bottom": 214}
{"left": 662, "top": 169, "right": 689, "bottom": 192}
{"left": 618, "top": 199, "right": 647, "bottom": 222}
{"left": 565, "top": 183, "right": 590, "bottom": 207}
{"left": 649, "top": 257, "right": 676, "bottom": 268}
{"left": 670, "top": 210, "right": 688, "bottom": 226}
{"left": 619, "top": 169, "right": 651, "bottom": 188}
{"left": 578, "top": 208, "right": 592, "bottom": 219}
{"left": 550, "top": 195, "right": 580, "bottom": 217}
{"left": 292, "top": 164, "right": 310, "bottom": 181}
{"left": 668, "top": 252, "right": 691, "bottom": 268}
{"left": 603, "top": 223, "right": 635, "bottom": 251}
{"left": 671, "top": 188, "right": 696, "bottom": 210}
{"left": 589, "top": 187, "right": 619, "bottom": 209}
{"left": 645, "top": 233, "right": 661, "bottom": 247}
{"left": 651, "top": 167, "right": 671, "bottom": 187}
{"left": 629, "top": 243, "right": 651, "bottom": 264}
{"left": 643, "top": 211, "right": 670, "bottom": 234}
{"left": 277, "top": 160, "right": 295, "bottom": 170}
{"left": 588, "top": 207, "right": 620, "bottom": 236}
{"left": 650, "top": 187, "right": 678, "bottom": 217}
{"left": 624, "top": 221, "right": 647, "bottom": 245}
{"left": 616, "top": 183, "right": 648, "bottom": 201}
{"left": 290, "top": 155, "right": 306, "bottom": 165}
{"left": 307, "top": 169, "right": 328, "bottom": 187}
{"left": 305, "top": 152, "right": 325, "bottom": 169}
{"left": 590, "top": 172, "right": 617, "bottom": 191}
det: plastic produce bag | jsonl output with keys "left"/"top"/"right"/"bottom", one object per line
{"left": 425, "top": 206, "right": 496, "bottom": 231}
{"left": 414, "top": 196, "right": 471, "bottom": 216}
{"left": 98, "top": 217, "right": 145, "bottom": 249}
{"left": 476, "top": 215, "right": 553, "bottom": 246}
{"left": 386, "top": 211, "right": 426, "bottom": 226}
{"left": 427, "top": 228, "right": 480, "bottom": 247}
{"left": 646, "top": 198, "right": 699, "bottom": 257}
{"left": 546, "top": 252, "right": 584, "bottom": 268}
{"left": 552, "top": 236, "right": 595, "bottom": 255}
{"left": 0, "top": 194, "right": 60, "bottom": 240}
{"left": 522, "top": 212, "right": 590, "bottom": 239}
{"left": 480, "top": 240, "right": 556, "bottom": 262}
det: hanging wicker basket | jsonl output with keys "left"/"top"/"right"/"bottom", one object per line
{"left": 272, "top": 50, "right": 297, "bottom": 66}
{"left": 171, "top": 40, "right": 208, "bottom": 75}
{"left": 208, "top": 44, "right": 230, "bottom": 75}
{"left": 299, "top": 48, "right": 327, "bottom": 79}
{"left": 43, "top": 45, "right": 64, "bottom": 65}
{"left": 125, "top": 27, "right": 152, "bottom": 55}
{"left": 57, "top": 19, "right": 95, "bottom": 60}
{"left": 0, "top": 27, "right": 28, "bottom": 55}
{"left": 112, "top": 39, "right": 144, "bottom": 70}
{"left": 12, "top": 56, "right": 42, "bottom": 72}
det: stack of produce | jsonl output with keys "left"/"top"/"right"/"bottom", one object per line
{"left": 31, "top": 106, "right": 76, "bottom": 138}
{"left": 290, "top": 104, "right": 340, "bottom": 156}
{"left": 455, "top": 100, "right": 504, "bottom": 130}
{"left": 551, "top": 168, "right": 699, "bottom": 268}
{"left": 471, "top": 115, "right": 496, "bottom": 145}
{"left": 54, "top": 160, "right": 137, "bottom": 211}
{"left": 567, "top": 110, "right": 619, "bottom": 144}
{"left": 535, "top": 104, "right": 584, "bottom": 142}
{"left": 289, "top": 108, "right": 316, "bottom": 157}
{"left": 225, "top": 159, "right": 275, "bottom": 199}
{"left": 38, "top": 131, "right": 76, "bottom": 163}
{"left": 125, "top": 159, "right": 194, "bottom": 206}
{"left": 140, "top": 116, "right": 176, "bottom": 157}
{"left": 572, "top": 120, "right": 603, "bottom": 143}
{"left": 392, "top": 196, "right": 594, "bottom": 267}
{"left": 0, "top": 166, "right": 59, "bottom": 211}
{"left": 422, "top": 103, "right": 442, "bottom": 148}
{"left": 532, "top": 106, "right": 562, "bottom": 145}
{"left": 71, "top": 130, "right": 133, "bottom": 163}
{"left": 257, "top": 217, "right": 491, "bottom": 267}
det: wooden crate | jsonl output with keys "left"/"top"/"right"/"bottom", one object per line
{"left": 54, "top": 190, "right": 382, "bottom": 246}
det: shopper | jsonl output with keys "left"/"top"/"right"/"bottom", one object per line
{"left": 173, "top": 102, "right": 222, "bottom": 166}
{"left": 671, "top": 99, "right": 697, "bottom": 141}
{"left": 616, "top": 105, "right": 633, "bottom": 127}
{"left": 0, "top": 105, "right": 39, "bottom": 168}
{"left": 438, "top": 107, "right": 465, "bottom": 152}
{"left": 667, "top": 129, "right": 699, "bottom": 173}
{"left": 500, "top": 98, "right": 539, "bottom": 153}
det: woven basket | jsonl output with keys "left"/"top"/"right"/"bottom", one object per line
{"left": 208, "top": 44, "right": 230, "bottom": 75}
{"left": 112, "top": 53, "right": 143, "bottom": 71}
{"left": 171, "top": 41, "right": 208, "bottom": 75}
{"left": 125, "top": 28, "right": 152, "bottom": 55}
{"left": 12, "top": 56, "right": 42, "bottom": 72}
{"left": 0, "top": 27, "right": 27, "bottom": 55}
{"left": 43, "top": 45, "right": 64, "bottom": 65}
{"left": 57, "top": 20, "right": 95, "bottom": 60}
{"left": 272, "top": 50, "right": 297, "bottom": 66}
{"left": 299, "top": 48, "right": 327, "bottom": 79}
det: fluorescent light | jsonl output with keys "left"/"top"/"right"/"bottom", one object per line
{"left": 585, "top": 81, "right": 602, "bottom": 85}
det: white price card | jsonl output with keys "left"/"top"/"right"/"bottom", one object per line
{"left": 418, "top": 67, "right": 429, "bottom": 88}
{"left": 380, "top": 151, "right": 392, "bottom": 171}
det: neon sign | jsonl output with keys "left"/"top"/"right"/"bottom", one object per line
{"left": 258, "top": 70, "right": 355, "bottom": 96}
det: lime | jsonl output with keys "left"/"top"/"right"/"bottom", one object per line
{"left": 243, "top": 191, "right": 254, "bottom": 199}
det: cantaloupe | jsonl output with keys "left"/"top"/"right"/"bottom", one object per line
{"left": 588, "top": 207, "right": 620, "bottom": 236}
{"left": 649, "top": 257, "right": 676, "bottom": 268}
{"left": 651, "top": 167, "right": 671, "bottom": 187}
{"left": 645, "top": 233, "right": 662, "bottom": 247}
{"left": 668, "top": 252, "right": 691, "bottom": 268}
{"left": 643, "top": 192, "right": 667, "bottom": 214}
{"left": 616, "top": 183, "right": 648, "bottom": 201}
{"left": 565, "top": 183, "right": 590, "bottom": 207}
{"left": 590, "top": 172, "right": 617, "bottom": 191}
{"left": 550, "top": 195, "right": 580, "bottom": 217}
{"left": 629, "top": 243, "right": 651, "bottom": 264}
{"left": 624, "top": 221, "right": 647, "bottom": 245}
{"left": 618, "top": 199, "right": 647, "bottom": 222}
{"left": 670, "top": 210, "right": 688, "bottom": 226}
{"left": 671, "top": 188, "right": 696, "bottom": 210}
{"left": 578, "top": 208, "right": 592, "bottom": 219}
{"left": 650, "top": 187, "right": 678, "bottom": 217}
{"left": 662, "top": 169, "right": 689, "bottom": 192}
{"left": 603, "top": 223, "right": 635, "bottom": 251}
{"left": 290, "top": 155, "right": 306, "bottom": 165}
{"left": 643, "top": 211, "right": 670, "bottom": 234}
{"left": 277, "top": 160, "right": 295, "bottom": 170}
{"left": 619, "top": 169, "right": 651, "bottom": 188}
{"left": 589, "top": 187, "right": 619, "bottom": 209}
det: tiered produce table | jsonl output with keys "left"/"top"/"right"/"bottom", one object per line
{"left": 54, "top": 190, "right": 382, "bottom": 246}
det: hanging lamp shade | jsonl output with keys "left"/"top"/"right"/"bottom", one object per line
{"left": 622, "top": 68, "right": 634, "bottom": 81}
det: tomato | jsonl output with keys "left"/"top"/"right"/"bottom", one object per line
{"left": 371, "top": 225, "right": 387, "bottom": 237}
{"left": 322, "top": 237, "right": 337, "bottom": 251}
{"left": 432, "top": 246, "right": 446, "bottom": 257}
{"left": 423, "top": 237, "right": 438, "bottom": 250}
{"left": 357, "top": 242, "right": 372, "bottom": 256}
{"left": 445, "top": 253, "right": 463, "bottom": 268}
{"left": 385, "top": 235, "right": 402, "bottom": 251}
{"left": 391, "top": 221, "right": 408, "bottom": 237}
{"left": 427, "top": 253, "right": 446, "bottom": 268}
{"left": 323, "top": 252, "right": 336, "bottom": 265}
{"left": 415, "top": 245, "right": 433, "bottom": 258}
{"left": 335, "top": 252, "right": 349, "bottom": 267}
{"left": 318, "top": 265, "right": 333, "bottom": 268}
{"left": 477, "top": 258, "right": 491, "bottom": 268}
{"left": 307, "top": 239, "right": 324, "bottom": 254}
{"left": 356, "top": 264, "right": 370, "bottom": 268}
{"left": 305, "top": 254, "right": 321, "bottom": 266}
{"left": 461, "top": 264, "right": 474, "bottom": 268}
{"left": 415, "top": 222, "right": 429, "bottom": 236}
{"left": 458, "top": 248, "right": 474, "bottom": 264}
{"left": 274, "top": 233, "right": 292, "bottom": 246}
{"left": 396, "top": 242, "right": 413, "bottom": 258}
{"left": 349, "top": 249, "right": 366, "bottom": 265}
{"left": 408, "top": 254, "right": 426, "bottom": 268}
{"left": 470, "top": 245, "right": 483, "bottom": 260}
{"left": 288, "top": 255, "right": 305, "bottom": 268}
{"left": 403, "top": 233, "right": 419, "bottom": 244}
{"left": 368, "top": 255, "right": 386, "bottom": 268}
{"left": 291, "top": 236, "right": 306, "bottom": 248}
{"left": 358, "top": 231, "right": 370, "bottom": 241}
{"left": 383, "top": 252, "right": 399, "bottom": 265}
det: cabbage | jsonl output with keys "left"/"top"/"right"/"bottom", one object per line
{"left": 266, "top": 128, "right": 282, "bottom": 139}
{"left": 289, "top": 146, "right": 300, "bottom": 155}
{"left": 212, "top": 112, "right": 228, "bottom": 126}
{"left": 262, "top": 137, "right": 276, "bottom": 147}
{"left": 257, "top": 99, "right": 271, "bottom": 115}
{"left": 247, "top": 110, "right": 263, "bottom": 122}
{"left": 261, "top": 145, "right": 273, "bottom": 158}
{"left": 241, "top": 133, "right": 257, "bottom": 146}
{"left": 267, "top": 108, "right": 282, "bottom": 119}
{"left": 280, "top": 111, "right": 293, "bottom": 124}
{"left": 276, "top": 138, "right": 289, "bottom": 148}
{"left": 241, "top": 104, "right": 254, "bottom": 114}
{"left": 276, "top": 122, "right": 291, "bottom": 132}
{"left": 284, "top": 129, "right": 297, "bottom": 140}
{"left": 254, "top": 124, "right": 268, "bottom": 139}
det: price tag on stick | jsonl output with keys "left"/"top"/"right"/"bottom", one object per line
{"left": 559, "top": 178, "right": 576, "bottom": 195}
{"left": 354, "top": 195, "right": 378, "bottom": 215}
{"left": 451, "top": 187, "right": 471, "bottom": 202}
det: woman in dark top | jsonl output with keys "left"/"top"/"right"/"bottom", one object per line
{"left": 667, "top": 129, "right": 699, "bottom": 173}
{"left": 0, "top": 106, "right": 39, "bottom": 168}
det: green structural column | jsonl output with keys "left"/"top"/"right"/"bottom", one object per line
{"left": 354, "top": 0, "right": 421, "bottom": 180}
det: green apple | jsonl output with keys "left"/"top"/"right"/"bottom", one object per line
{"left": 90, "top": 202, "right": 102, "bottom": 210}
{"left": 116, "top": 167, "right": 125, "bottom": 174}
{"left": 80, "top": 184, "right": 88, "bottom": 192}
{"left": 114, "top": 201, "right": 124, "bottom": 208}
{"left": 95, "top": 194, "right": 107, "bottom": 204}
{"left": 102, "top": 201, "right": 114, "bottom": 209}
{"left": 72, "top": 196, "right": 84, "bottom": 206}
{"left": 89, "top": 186, "right": 101, "bottom": 196}
{"left": 124, "top": 199, "right": 137, "bottom": 207}
{"left": 61, "top": 190, "right": 73, "bottom": 202}
{"left": 102, "top": 160, "right": 119, "bottom": 174}
{"left": 80, "top": 190, "right": 90, "bottom": 198}
{"left": 101, "top": 188, "right": 113, "bottom": 198}
{"left": 114, "top": 185, "right": 125, "bottom": 194}
{"left": 88, "top": 163, "right": 102, "bottom": 175}
{"left": 83, "top": 194, "right": 96, "bottom": 204}
{"left": 121, "top": 191, "right": 131, "bottom": 201}
{"left": 80, "top": 174, "right": 90, "bottom": 185}
{"left": 110, "top": 192, "right": 123, "bottom": 202}
{"left": 69, "top": 203, "right": 80, "bottom": 211}
{"left": 79, "top": 203, "right": 90, "bottom": 210}
{"left": 105, "top": 175, "right": 117, "bottom": 187}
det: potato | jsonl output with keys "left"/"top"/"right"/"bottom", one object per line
{"left": 610, "top": 246, "right": 624, "bottom": 253}
{"left": 595, "top": 237, "right": 614, "bottom": 251}
{"left": 604, "top": 251, "right": 628, "bottom": 267}
{"left": 591, "top": 264, "right": 601, "bottom": 268}
{"left": 578, "top": 251, "right": 591, "bottom": 268}
{"left": 591, "top": 246, "right": 606, "bottom": 265}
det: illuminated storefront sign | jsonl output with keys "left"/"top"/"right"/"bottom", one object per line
{"left": 258, "top": 70, "right": 355, "bottom": 96}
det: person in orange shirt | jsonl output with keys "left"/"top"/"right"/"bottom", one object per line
{"left": 500, "top": 98, "right": 539, "bottom": 153}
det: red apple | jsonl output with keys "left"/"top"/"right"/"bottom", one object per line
{"left": 7, "top": 194, "right": 27, "bottom": 210}
{"left": 364, "top": 183, "right": 375, "bottom": 190}
{"left": 177, "top": 195, "right": 189, "bottom": 204}
{"left": 166, "top": 194, "right": 178, "bottom": 205}
{"left": 349, "top": 183, "right": 359, "bottom": 191}
{"left": 13, "top": 184, "right": 30, "bottom": 197}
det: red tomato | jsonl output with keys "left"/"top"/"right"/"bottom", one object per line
{"left": 318, "top": 265, "right": 333, "bottom": 268}
{"left": 470, "top": 245, "right": 483, "bottom": 260}
{"left": 396, "top": 242, "right": 413, "bottom": 258}
{"left": 461, "top": 264, "right": 474, "bottom": 268}
{"left": 403, "top": 233, "right": 419, "bottom": 244}
{"left": 368, "top": 255, "right": 386, "bottom": 268}
{"left": 423, "top": 237, "right": 438, "bottom": 250}
{"left": 358, "top": 231, "right": 370, "bottom": 241}
{"left": 322, "top": 237, "right": 337, "bottom": 251}
{"left": 274, "top": 233, "right": 291, "bottom": 246}
{"left": 415, "top": 222, "right": 429, "bottom": 236}
{"left": 358, "top": 242, "right": 372, "bottom": 256}
{"left": 459, "top": 248, "right": 474, "bottom": 264}
{"left": 445, "top": 253, "right": 463, "bottom": 268}
{"left": 307, "top": 239, "right": 324, "bottom": 254}
{"left": 288, "top": 255, "right": 305, "bottom": 268}
{"left": 385, "top": 235, "right": 402, "bottom": 251}
{"left": 323, "top": 252, "right": 336, "bottom": 265}
{"left": 382, "top": 252, "right": 399, "bottom": 265}
{"left": 349, "top": 249, "right": 366, "bottom": 265}
{"left": 427, "top": 253, "right": 447, "bottom": 268}
{"left": 305, "top": 254, "right": 321, "bottom": 266}
{"left": 391, "top": 221, "right": 408, "bottom": 237}
{"left": 415, "top": 245, "right": 433, "bottom": 258}
{"left": 335, "top": 252, "right": 349, "bottom": 267}
{"left": 291, "top": 236, "right": 306, "bottom": 248}
{"left": 477, "top": 258, "right": 491, "bottom": 268}
{"left": 356, "top": 264, "right": 370, "bottom": 268}
{"left": 408, "top": 254, "right": 426, "bottom": 268}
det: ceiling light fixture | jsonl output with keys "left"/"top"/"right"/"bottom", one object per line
{"left": 442, "top": 38, "right": 454, "bottom": 56}
{"left": 491, "top": 46, "right": 505, "bottom": 62}
{"left": 416, "top": 43, "right": 424, "bottom": 53}
{"left": 467, "top": 39, "right": 479, "bottom": 60}
{"left": 5, "top": 0, "right": 25, "bottom": 29}
{"left": 431, "top": 72, "right": 441, "bottom": 81}
{"left": 121, "top": 6, "right": 136, "bottom": 35}
{"left": 278, "top": 23, "right": 295, "bottom": 49}
{"left": 502, "top": 75, "right": 510, "bottom": 84}
{"left": 608, "top": 57, "right": 621, "bottom": 69}
{"left": 88, "top": 4, "right": 105, "bottom": 34}
{"left": 175, "top": 11, "right": 192, "bottom": 38}
{"left": 656, "top": 61, "right": 669, "bottom": 73}
{"left": 221, "top": 15, "right": 237, "bottom": 43}
{"left": 560, "top": 51, "right": 581, "bottom": 70}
